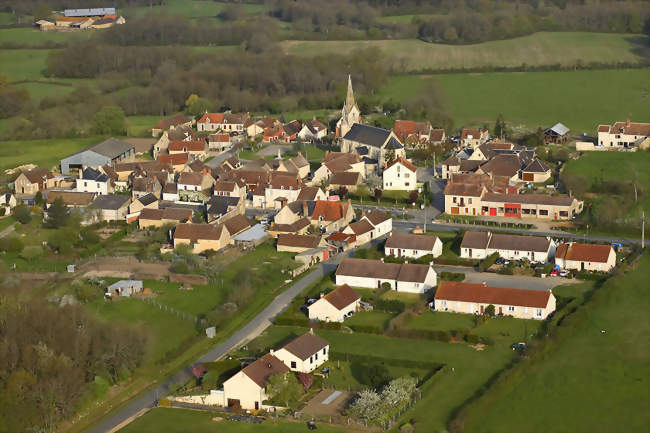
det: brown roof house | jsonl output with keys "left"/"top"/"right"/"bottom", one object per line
{"left": 152, "top": 113, "right": 192, "bottom": 137}
{"left": 393, "top": 120, "right": 434, "bottom": 148}
{"left": 311, "top": 199, "right": 355, "bottom": 231}
{"left": 132, "top": 176, "right": 162, "bottom": 200}
{"left": 139, "top": 207, "right": 193, "bottom": 229}
{"left": 276, "top": 234, "right": 325, "bottom": 253}
{"left": 88, "top": 194, "right": 131, "bottom": 222}
{"left": 271, "top": 330, "right": 329, "bottom": 373}
{"left": 308, "top": 284, "right": 361, "bottom": 323}
{"left": 14, "top": 167, "right": 60, "bottom": 196}
{"left": 173, "top": 223, "right": 230, "bottom": 254}
{"left": 461, "top": 128, "right": 489, "bottom": 148}
{"left": 554, "top": 242, "right": 616, "bottom": 272}
{"left": 335, "top": 258, "right": 437, "bottom": 294}
{"left": 311, "top": 152, "right": 364, "bottom": 186}
{"left": 434, "top": 281, "right": 556, "bottom": 320}
{"left": 177, "top": 171, "right": 215, "bottom": 203}
{"left": 46, "top": 191, "right": 95, "bottom": 208}
{"left": 460, "top": 231, "right": 554, "bottom": 263}
{"left": 597, "top": 119, "right": 650, "bottom": 150}
{"left": 329, "top": 171, "right": 362, "bottom": 193}
{"left": 385, "top": 233, "right": 443, "bottom": 259}
{"left": 342, "top": 219, "right": 375, "bottom": 246}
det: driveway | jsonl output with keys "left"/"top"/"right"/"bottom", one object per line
{"left": 434, "top": 265, "right": 577, "bottom": 291}
{"left": 205, "top": 150, "right": 235, "bottom": 169}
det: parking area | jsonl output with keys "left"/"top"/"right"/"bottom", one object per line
{"left": 434, "top": 265, "right": 579, "bottom": 291}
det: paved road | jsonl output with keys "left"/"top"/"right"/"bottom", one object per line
{"left": 89, "top": 253, "right": 349, "bottom": 433}
{"left": 434, "top": 265, "right": 574, "bottom": 291}
{"left": 205, "top": 150, "right": 235, "bottom": 169}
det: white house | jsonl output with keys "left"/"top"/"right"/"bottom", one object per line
{"left": 597, "top": 119, "right": 650, "bottom": 149}
{"left": 385, "top": 233, "right": 443, "bottom": 259}
{"left": 434, "top": 281, "right": 556, "bottom": 320}
{"left": 0, "top": 193, "right": 17, "bottom": 213}
{"left": 460, "top": 231, "right": 555, "bottom": 263}
{"left": 272, "top": 330, "right": 329, "bottom": 373}
{"left": 335, "top": 258, "right": 437, "bottom": 294}
{"left": 222, "top": 353, "right": 289, "bottom": 411}
{"left": 76, "top": 167, "right": 111, "bottom": 195}
{"left": 297, "top": 118, "right": 328, "bottom": 141}
{"left": 554, "top": 242, "right": 616, "bottom": 272}
{"left": 308, "top": 284, "right": 361, "bottom": 322}
{"left": 382, "top": 158, "right": 417, "bottom": 191}
{"left": 360, "top": 209, "right": 392, "bottom": 239}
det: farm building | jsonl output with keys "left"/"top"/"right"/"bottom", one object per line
{"left": 61, "top": 138, "right": 135, "bottom": 175}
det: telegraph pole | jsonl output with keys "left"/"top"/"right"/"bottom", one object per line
{"left": 642, "top": 211, "right": 645, "bottom": 249}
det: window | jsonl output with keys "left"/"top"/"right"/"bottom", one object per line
{"left": 508, "top": 306, "right": 515, "bottom": 312}
{"left": 468, "top": 198, "right": 472, "bottom": 204}
{"left": 291, "top": 361, "right": 296, "bottom": 368}
{"left": 310, "top": 356, "right": 313, "bottom": 364}
{"left": 323, "top": 348, "right": 326, "bottom": 355}
{"left": 539, "top": 209, "right": 548, "bottom": 216}
{"left": 536, "top": 309, "right": 543, "bottom": 317}
{"left": 404, "top": 173, "right": 409, "bottom": 178}
{"left": 453, "top": 196, "right": 457, "bottom": 203}
{"left": 559, "top": 211, "right": 568, "bottom": 217}
{"left": 315, "top": 353, "right": 318, "bottom": 360}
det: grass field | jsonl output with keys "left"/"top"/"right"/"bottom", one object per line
{"left": 13, "top": 81, "right": 77, "bottom": 101}
{"left": 0, "top": 136, "right": 99, "bottom": 171}
{"left": 457, "top": 253, "right": 650, "bottom": 433}
{"left": 379, "top": 68, "right": 650, "bottom": 132}
{"left": 0, "top": 27, "right": 91, "bottom": 46}
{"left": 283, "top": 32, "right": 648, "bottom": 72}
{"left": 0, "top": 49, "right": 53, "bottom": 81}
{"left": 124, "top": 0, "right": 267, "bottom": 20}
{"left": 126, "top": 115, "right": 160, "bottom": 137}
{"left": 120, "top": 408, "right": 349, "bottom": 433}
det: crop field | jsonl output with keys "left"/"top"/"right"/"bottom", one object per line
{"left": 456, "top": 254, "right": 650, "bottom": 433}
{"left": 283, "top": 32, "right": 648, "bottom": 72}
{"left": 379, "top": 68, "right": 650, "bottom": 132}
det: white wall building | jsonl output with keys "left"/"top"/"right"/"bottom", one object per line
{"left": 382, "top": 158, "right": 417, "bottom": 191}
{"left": 385, "top": 233, "right": 443, "bottom": 259}
{"left": 308, "top": 284, "right": 361, "bottom": 322}
{"left": 335, "top": 258, "right": 437, "bottom": 294}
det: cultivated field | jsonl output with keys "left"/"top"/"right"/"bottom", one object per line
{"left": 379, "top": 69, "right": 650, "bottom": 132}
{"left": 456, "top": 254, "right": 650, "bottom": 433}
{"left": 283, "top": 32, "right": 648, "bottom": 72}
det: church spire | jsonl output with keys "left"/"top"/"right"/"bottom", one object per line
{"left": 345, "top": 74, "right": 355, "bottom": 110}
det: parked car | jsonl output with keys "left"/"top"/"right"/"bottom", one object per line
{"left": 495, "top": 257, "right": 505, "bottom": 265}
{"left": 511, "top": 342, "right": 527, "bottom": 352}
{"left": 559, "top": 269, "right": 570, "bottom": 277}
{"left": 550, "top": 269, "right": 559, "bottom": 276}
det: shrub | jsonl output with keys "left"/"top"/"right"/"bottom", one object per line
{"left": 170, "top": 260, "right": 190, "bottom": 274}
{"left": 349, "top": 324, "right": 383, "bottom": 334}
{"left": 13, "top": 205, "right": 31, "bottom": 224}
{"left": 20, "top": 245, "right": 43, "bottom": 261}
{"left": 484, "top": 304, "right": 495, "bottom": 317}
{"left": 478, "top": 252, "right": 499, "bottom": 272}
{"left": 439, "top": 271, "right": 465, "bottom": 282}
{"left": 0, "top": 208, "right": 5, "bottom": 216}
{"left": 375, "top": 299, "right": 405, "bottom": 313}
{"left": 351, "top": 361, "right": 391, "bottom": 388}
{"left": 0, "top": 236, "right": 24, "bottom": 253}
{"left": 464, "top": 334, "right": 479, "bottom": 344}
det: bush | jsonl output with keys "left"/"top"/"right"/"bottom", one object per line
{"left": 13, "top": 205, "right": 31, "bottom": 224}
{"left": 170, "top": 260, "right": 190, "bottom": 274}
{"left": 375, "top": 299, "right": 405, "bottom": 313}
{"left": 478, "top": 252, "right": 499, "bottom": 272}
{"left": 575, "top": 270, "right": 609, "bottom": 281}
{"left": 351, "top": 361, "right": 391, "bottom": 388}
{"left": 439, "top": 271, "right": 465, "bottom": 282}
{"left": 20, "top": 245, "right": 43, "bottom": 261}
{"left": 348, "top": 324, "right": 384, "bottom": 334}
{"left": 484, "top": 304, "right": 495, "bottom": 317}
{"left": 464, "top": 334, "right": 479, "bottom": 344}
{"left": 386, "top": 328, "right": 451, "bottom": 342}
{"left": 0, "top": 208, "right": 5, "bottom": 216}
{"left": 0, "top": 236, "right": 24, "bottom": 253}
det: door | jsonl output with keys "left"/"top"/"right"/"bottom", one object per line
{"left": 398, "top": 249, "right": 402, "bottom": 257}
{"left": 498, "top": 307, "right": 503, "bottom": 315}
{"left": 254, "top": 401, "right": 259, "bottom": 410}
{"left": 480, "top": 305, "right": 484, "bottom": 314}
{"left": 468, "top": 249, "right": 472, "bottom": 258}
{"left": 581, "top": 262, "right": 585, "bottom": 271}
{"left": 489, "top": 208, "right": 497, "bottom": 216}
{"left": 472, "top": 208, "right": 476, "bottom": 216}
{"left": 377, "top": 280, "right": 381, "bottom": 289}
{"left": 451, "top": 207, "right": 459, "bottom": 215}
{"left": 227, "top": 399, "right": 240, "bottom": 407}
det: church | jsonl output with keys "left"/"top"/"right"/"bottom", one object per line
{"left": 337, "top": 75, "right": 405, "bottom": 169}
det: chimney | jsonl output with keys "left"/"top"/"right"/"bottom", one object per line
{"left": 361, "top": 209, "right": 366, "bottom": 217}
{"left": 303, "top": 201, "right": 309, "bottom": 216}
{"left": 429, "top": 261, "right": 433, "bottom": 266}
{"left": 269, "top": 349, "right": 274, "bottom": 355}
{"left": 626, "top": 118, "right": 631, "bottom": 127}
{"left": 482, "top": 282, "right": 487, "bottom": 286}
{"left": 320, "top": 292, "right": 324, "bottom": 298}
{"left": 380, "top": 258, "right": 384, "bottom": 263}
{"left": 309, "top": 328, "right": 314, "bottom": 334}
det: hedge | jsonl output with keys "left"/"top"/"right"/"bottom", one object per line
{"left": 348, "top": 324, "right": 384, "bottom": 335}
{"left": 439, "top": 271, "right": 465, "bottom": 282}
{"left": 273, "top": 316, "right": 342, "bottom": 330}
{"left": 434, "top": 257, "right": 478, "bottom": 267}
{"left": 329, "top": 351, "right": 441, "bottom": 370}
{"left": 575, "top": 271, "right": 609, "bottom": 281}
{"left": 478, "top": 252, "right": 499, "bottom": 272}
{"left": 375, "top": 299, "right": 405, "bottom": 313}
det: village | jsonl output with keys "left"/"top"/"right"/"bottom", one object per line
{"left": 0, "top": 75, "right": 647, "bottom": 433}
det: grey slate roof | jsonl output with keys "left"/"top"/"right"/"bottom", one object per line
{"left": 546, "top": 122, "right": 570, "bottom": 136}
{"left": 64, "top": 8, "right": 115, "bottom": 16}
{"left": 523, "top": 159, "right": 550, "bottom": 173}
{"left": 138, "top": 193, "right": 158, "bottom": 206}
{"left": 206, "top": 196, "right": 240, "bottom": 216}
{"left": 81, "top": 167, "right": 109, "bottom": 182}
{"left": 344, "top": 124, "right": 396, "bottom": 148}
{"left": 385, "top": 136, "right": 404, "bottom": 150}
{"left": 90, "top": 194, "right": 130, "bottom": 210}
{"left": 74, "top": 138, "right": 134, "bottom": 159}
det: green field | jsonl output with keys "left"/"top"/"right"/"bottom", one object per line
{"left": 0, "top": 49, "right": 53, "bottom": 81}
{"left": 380, "top": 68, "right": 650, "bottom": 132}
{"left": 283, "top": 32, "right": 648, "bottom": 72}
{"left": 124, "top": 0, "right": 267, "bottom": 20}
{"left": 457, "top": 253, "right": 650, "bottom": 433}
{"left": 126, "top": 115, "right": 160, "bottom": 137}
{"left": 0, "top": 136, "right": 100, "bottom": 171}
{"left": 120, "top": 408, "right": 348, "bottom": 433}
{"left": 0, "top": 27, "right": 91, "bottom": 46}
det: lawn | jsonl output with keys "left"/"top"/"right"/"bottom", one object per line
{"left": 126, "top": 115, "right": 161, "bottom": 137}
{"left": 119, "top": 407, "right": 349, "bottom": 433}
{"left": 13, "top": 81, "right": 77, "bottom": 101}
{"left": 0, "top": 27, "right": 91, "bottom": 46}
{"left": 345, "top": 311, "right": 395, "bottom": 331}
{"left": 406, "top": 311, "right": 476, "bottom": 333}
{"left": 124, "top": 0, "right": 268, "bottom": 20}
{"left": 0, "top": 136, "right": 99, "bottom": 171}
{"left": 323, "top": 360, "right": 429, "bottom": 392}
{"left": 379, "top": 68, "right": 650, "bottom": 132}
{"left": 283, "top": 32, "right": 648, "bottom": 72}
{"left": 0, "top": 48, "right": 52, "bottom": 81}
{"left": 456, "top": 253, "right": 650, "bottom": 433}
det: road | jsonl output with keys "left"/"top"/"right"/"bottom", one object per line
{"left": 89, "top": 253, "right": 349, "bottom": 433}
{"left": 205, "top": 149, "right": 235, "bottom": 169}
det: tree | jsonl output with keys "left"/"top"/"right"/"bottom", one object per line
{"left": 409, "top": 190, "right": 418, "bottom": 205}
{"left": 34, "top": 191, "right": 43, "bottom": 207}
{"left": 44, "top": 197, "right": 69, "bottom": 228}
{"left": 348, "top": 389, "right": 383, "bottom": 423}
{"left": 185, "top": 94, "right": 213, "bottom": 118}
{"left": 381, "top": 376, "right": 417, "bottom": 405}
{"left": 384, "top": 148, "right": 396, "bottom": 166}
{"left": 0, "top": 236, "right": 24, "bottom": 253}
{"left": 493, "top": 113, "right": 506, "bottom": 138}
{"left": 33, "top": 4, "right": 52, "bottom": 21}
{"left": 47, "top": 228, "right": 74, "bottom": 255}
{"left": 337, "top": 186, "right": 348, "bottom": 198}
{"left": 266, "top": 371, "right": 303, "bottom": 407}
{"left": 374, "top": 188, "right": 383, "bottom": 204}
{"left": 20, "top": 245, "right": 43, "bottom": 261}
{"left": 91, "top": 106, "right": 127, "bottom": 135}
{"left": 354, "top": 361, "right": 391, "bottom": 388}
{"left": 485, "top": 304, "right": 495, "bottom": 317}
{"left": 13, "top": 205, "right": 31, "bottom": 224}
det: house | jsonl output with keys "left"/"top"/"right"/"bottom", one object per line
{"left": 206, "top": 195, "right": 244, "bottom": 224}
{"left": 554, "top": 242, "right": 616, "bottom": 272}
{"left": 308, "top": 284, "right": 361, "bottom": 322}
{"left": 383, "top": 157, "right": 417, "bottom": 191}
{"left": 543, "top": 122, "right": 570, "bottom": 144}
{"left": 267, "top": 218, "right": 312, "bottom": 238}
{"left": 434, "top": 281, "right": 556, "bottom": 320}
{"left": 76, "top": 167, "right": 112, "bottom": 195}
{"left": 430, "top": 129, "right": 446, "bottom": 145}
{"left": 326, "top": 231, "right": 357, "bottom": 251}
{"left": 440, "top": 155, "right": 461, "bottom": 180}
{"left": 168, "top": 140, "right": 207, "bottom": 161}
{"left": 336, "top": 75, "right": 361, "bottom": 139}
{"left": 223, "top": 214, "right": 253, "bottom": 238}
{"left": 476, "top": 154, "right": 529, "bottom": 183}
{"left": 245, "top": 117, "right": 281, "bottom": 137}
{"left": 312, "top": 152, "right": 364, "bottom": 185}
{"left": 153, "top": 125, "right": 198, "bottom": 158}
{"left": 46, "top": 191, "right": 95, "bottom": 208}
{"left": 276, "top": 153, "right": 310, "bottom": 179}
{"left": 105, "top": 280, "right": 143, "bottom": 298}
{"left": 311, "top": 200, "right": 355, "bottom": 231}
{"left": 173, "top": 223, "right": 230, "bottom": 254}
{"left": 208, "top": 133, "right": 231, "bottom": 153}
{"left": 162, "top": 182, "right": 178, "bottom": 201}
{"left": 393, "top": 120, "right": 433, "bottom": 147}
{"left": 335, "top": 258, "right": 437, "bottom": 293}
{"left": 0, "top": 193, "right": 17, "bottom": 213}
{"left": 282, "top": 120, "right": 302, "bottom": 142}
{"left": 521, "top": 159, "right": 552, "bottom": 183}
{"left": 197, "top": 112, "right": 249, "bottom": 133}
{"left": 158, "top": 153, "right": 189, "bottom": 172}
{"left": 63, "top": 8, "right": 115, "bottom": 16}
{"left": 385, "top": 233, "right": 443, "bottom": 259}
{"left": 36, "top": 19, "right": 55, "bottom": 30}
{"left": 296, "top": 187, "right": 327, "bottom": 202}
{"left": 276, "top": 234, "right": 324, "bottom": 253}
{"left": 443, "top": 182, "right": 485, "bottom": 216}
{"left": 89, "top": 194, "right": 131, "bottom": 222}
{"left": 460, "top": 231, "right": 555, "bottom": 263}
{"left": 298, "top": 118, "right": 328, "bottom": 141}
{"left": 272, "top": 330, "right": 329, "bottom": 374}
{"left": 273, "top": 200, "right": 315, "bottom": 225}
{"left": 342, "top": 219, "right": 375, "bottom": 246}
{"left": 341, "top": 124, "right": 405, "bottom": 169}
{"left": 361, "top": 209, "right": 392, "bottom": 239}
{"left": 263, "top": 126, "right": 285, "bottom": 143}
{"left": 222, "top": 353, "right": 289, "bottom": 410}
{"left": 329, "top": 172, "right": 362, "bottom": 193}
{"left": 139, "top": 207, "right": 193, "bottom": 229}
{"left": 460, "top": 128, "right": 489, "bottom": 148}
{"left": 61, "top": 138, "right": 135, "bottom": 175}
{"left": 597, "top": 119, "right": 650, "bottom": 149}
{"left": 177, "top": 171, "right": 215, "bottom": 203}
{"left": 263, "top": 175, "right": 302, "bottom": 209}
{"left": 14, "top": 167, "right": 58, "bottom": 195}
{"left": 480, "top": 192, "right": 583, "bottom": 220}
{"left": 128, "top": 192, "right": 158, "bottom": 216}
{"left": 152, "top": 113, "right": 192, "bottom": 137}
{"left": 132, "top": 177, "right": 162, "bottom": 200}
{"left": 213, "top": 180, "right": 245, "bottom": 198}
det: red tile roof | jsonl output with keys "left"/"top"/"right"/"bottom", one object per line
{"left": 555, "top": 242, "right": 613, "bottom": 263}
{"left": 168, "top": 140, "right": 205, "bottom": 152}
{"left": 197, "top": 113, "right": 224, "bottom": 124}
{"left": 385, "top": 157, "right": 417, "bottom": 172}
{"left": 209, "top": 133, "right": 230, "bottom": 143}
{"left": 158, "top": 153, "right": 189, "bottom": 165}
{"left": 312, "top": 200, "right": 350, "bottom": 222}
{"left": 154, "top": 113, "right": 190, "bottom": 130}
{"left": 435, "top": 281, "right": 552, "bottom": 308}
{"left": 461, "top": 128, "right": 488, "bottom": 139}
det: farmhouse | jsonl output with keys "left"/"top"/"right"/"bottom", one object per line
{"left": 245, "top": 117, "right": 280, "bottom": 137}
{"left": 342, "top": 219, "right": 375, "bottom": 246}
{"left": 341, "top": 123, "right": 405, "bottom": 168}
{"left": 61, "top": 138, "right": 135, "bottom": 175}
{"left": 443, "top": 182, "right": 485, "bottom": 216}
{"left": 272, "top": 330, "right": 329, "bottom": 374}
{"left": 385, "top": 233, "right": 443, "bottom": 259}
{"left": 132, "top": 177, "right": 162, "bottom": 200}
{"left": 296, "top": 187, "right": 327, "bottom": 202}
{"left": 89, "top": 194, "right": 131, "bottom": 222}
{"left": 173, "top": 223, "right": 230, "bottom": 254}
{"left": 480, "top": 192, "right": 583, "bottom": 220}
{"left": 383, "top": 157, "right": 417, "bottom": 191}
{"left": 177, "top": 172, "right": 215, "bottom": 203}
{"left": 434, "top": 281, "right": 556, "bottom": 320}
{"left": 554, "top": 242, "right": 616, "bottom": 272}
{"left": 308, "top": 284, "right": 361, "bottom": 322}
{"left": 393, "top": 120, "right": 433, "bottom": 147}
{"left": 335, "top": 258, "right": 437, "bottom": 293}
{"left": 521, "top": 159, "right": 552, "bottom": 183}
{"left": 14, "top": 167, "right": 59, "bottom": 196}
{"left": 329, "top": 171, "right": 362, "bottom": 192}
{"left": 312, "top": 152, "right": 364, "bottom": 185}
{"left": 206, "top": 195, "right": 244, "bottom": 224}
{"left": 360, "top": 209, "right": 392, "bottom": 239}
{"left": 597, "top": 119, "right": 650, "bottom": 149}
{"left": 197, "top": 112, "right": 249, "bottom": 133}
{"left": 460, "top": 231, "right": 555, "bottom": 262}
{"left": 213, "top": 180, "right": 245, "bottom": 198}
{"left": 222, "top": 353, "right": 289, "bottom": 411}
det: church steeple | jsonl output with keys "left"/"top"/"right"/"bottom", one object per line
{"left": 336, "top": 74, "right": 361, "bottom": 142}
{"left": 345, "top": 74, "right": 356, "bottom": 111}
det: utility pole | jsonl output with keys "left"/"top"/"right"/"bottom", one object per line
{"left": 642, "top": 211, "right": 645, "bottom": 249}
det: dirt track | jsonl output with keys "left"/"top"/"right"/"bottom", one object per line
{"left": 80, "top": 257, "right": 170, "bottom": 279}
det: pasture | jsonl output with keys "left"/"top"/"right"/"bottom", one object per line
{"left": 283, "top": 32, "right": 648, "bottom": 72}
{"left": 0, "top": 136, "right": 99, "bottom": 171}
{"left": 0, "top": 27, "right": 91, "bottom": 47}
{"left": 456, "top": 254, "right": 650, "bottom": 433}
{"left": 380, "top": 68, "right": 650, "bottom": 132}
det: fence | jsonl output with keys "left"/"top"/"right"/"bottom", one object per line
{"left": 138, "top": 297, "right": 197, "bottom": 322}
